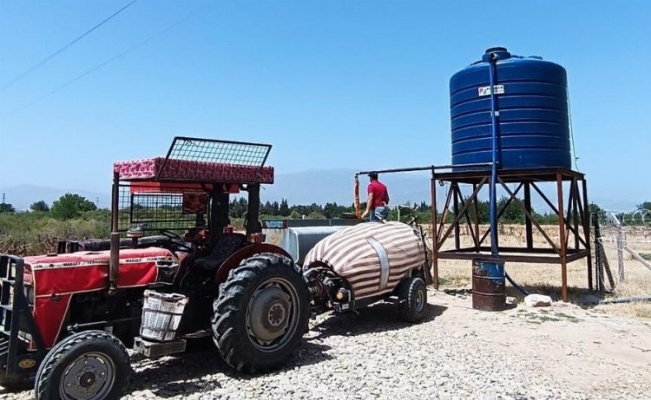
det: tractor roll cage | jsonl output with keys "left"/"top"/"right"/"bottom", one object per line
{"left": 111, "top": 136, "right": 274, "bottom": 234}
{"left": 109, "top": 136, "right": 274, "bottom": 291}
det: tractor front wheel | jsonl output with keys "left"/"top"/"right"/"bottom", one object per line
{"left": 34, "top": 330, "right": 131, "bottom": 400}
{"left": 212, "top": 252, "right": 309, "bottom": 373}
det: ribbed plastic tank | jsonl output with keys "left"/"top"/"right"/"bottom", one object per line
{"left": 450, "top": 47, "right": 572, "bottom": 170}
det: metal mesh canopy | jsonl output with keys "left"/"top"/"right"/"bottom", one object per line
{"left": 113, "top": 137, "right": 274, "bottom": 184}
{"left": 163, "top": 136, "right": 271, "bottom": 168}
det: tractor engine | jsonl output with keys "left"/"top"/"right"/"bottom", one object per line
{"left": 67, "top": 289, "right": 144, "bottom": 346}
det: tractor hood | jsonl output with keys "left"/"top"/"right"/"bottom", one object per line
{"left": 24, "top": 247, "right": 179, "bottom": 297}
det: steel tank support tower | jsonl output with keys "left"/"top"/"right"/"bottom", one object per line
{"left": 432, "top": 47, "right": 592, "bottom": 302}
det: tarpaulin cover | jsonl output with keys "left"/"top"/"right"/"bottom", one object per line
{"left": 113, "top": 157, "right": 274, "bottom": 184}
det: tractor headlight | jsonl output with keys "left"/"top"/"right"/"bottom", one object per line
{"left": 24, "top": 285, "right": 35, "bottom": 305}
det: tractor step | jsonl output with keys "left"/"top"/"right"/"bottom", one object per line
{"left": 133, "top": 336, "right": 186, "bottom": 358}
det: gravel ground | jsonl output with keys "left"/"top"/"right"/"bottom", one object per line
{"left": 3, "top": 289, "right": 651, "bottom": 399}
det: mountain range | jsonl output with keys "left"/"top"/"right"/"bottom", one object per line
{"left": 0, "top": 168, "right": 637, "bottom": 213}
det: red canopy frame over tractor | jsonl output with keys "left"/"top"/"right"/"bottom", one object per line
{"left": 108, "top": 136, "right": 275, "bottom": 291}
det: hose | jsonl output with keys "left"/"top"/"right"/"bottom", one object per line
{"left": 354, "top": 174, "right": 361, "bottom": 218}
{"left": 505, "top": 271, "right": 530, "bottom": 296}
{"left": 597, "top": 295, "right": 651, "bottom": 305}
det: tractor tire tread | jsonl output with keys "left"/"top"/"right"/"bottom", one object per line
{"left": 35, "top": 330, "right": 130, "bottom": 400}
{"left": 398, "top": 276, "right": 427, "bottom": 323}
{"left": 211, "top": 252, "right": 309, "bottom": 374}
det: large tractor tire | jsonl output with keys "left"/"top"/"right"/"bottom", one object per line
{"left": 34, "top": 330, "right": 131, "bottom": 400}
{"left": 398, "top": 276, "right": 427, "bottom": 323}
{"left": 211, "top": 252, "right": 309, "bottom": 373}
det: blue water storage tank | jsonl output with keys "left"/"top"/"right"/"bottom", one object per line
{"left": 450, "top": 47, "right": 572, "bottom": 170}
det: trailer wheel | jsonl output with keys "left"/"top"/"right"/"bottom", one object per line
{"left": 212, "top": 252, "right": 309, "bottom": 373}
{"left": 35, "top": 330, "right": 131, "bottom": 400}
{"left": 398, "top": 276, "right": 427, "bottom": 323}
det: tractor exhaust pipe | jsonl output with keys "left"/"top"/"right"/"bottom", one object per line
{"left": 109, "top": 171, "right": 120, "bottom": 292}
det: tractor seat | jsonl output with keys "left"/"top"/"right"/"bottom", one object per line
{"left": 194, "top": 233, "right": 248, "bottom": 272}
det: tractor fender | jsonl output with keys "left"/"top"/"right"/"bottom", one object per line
{"left": 214, "top": 243, "right": 292, "bottom": 285}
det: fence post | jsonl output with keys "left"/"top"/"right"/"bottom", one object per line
{"left": 592, "top": 213, "right": 603, "bottom": 292}
{"left": 610, "top": 213, "right": 625, "bottom": 283}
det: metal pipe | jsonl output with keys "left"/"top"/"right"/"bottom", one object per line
{"left": 486, "top": 51, "right": 530, "bottom": 299}
{"left": 431, "top": 169, "right": 439, "bottom": 289}
{"left": 67, "top": 316, "right": 141, "bottom": 332}
{"left": 598, "top": 295, "right": 651, "bottom": 305}
{"left": 109, "top": 171, "right": 120, "bottom": 292}
{"left": 557, "top": 173, "right": 568, "bottom": 302}
{"left": 488, "top": 53, "right": 499, "bottom": 257}
{"left": 356, "top": 162, "right": 493, "bottom": 176}
{"left": 430, "top": 170, "right": 438, "bottom": 289}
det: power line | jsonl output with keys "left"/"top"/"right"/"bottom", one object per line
{"left": 5, "top": 3, "right": 213, "bottom": 116}
{"left": 1, "top": 0, "right": 140, "bottom": 91}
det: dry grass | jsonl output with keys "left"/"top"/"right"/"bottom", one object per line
{"left": 423, "top": 224, "right": 651, "bottom": 319}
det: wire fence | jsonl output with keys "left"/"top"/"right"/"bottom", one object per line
{"left": 593, "top": 208, "right": 651, "bottom": 292}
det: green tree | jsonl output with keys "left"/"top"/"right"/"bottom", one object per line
{"left": 589, "top": 202, "right": 606, "bottom": 220}
{"left": 260, "top": 201, "right": 273, "bottom": 215}
{"left": 271, "top": 201, "right": 280, "bottom": 215}
{"left": 51, "top": 193, "right": 97, "bottom": 220}
{"left": 637, "top": 202, "right": 651, "bottom": 211}
{"left": 497, "top": 196, "right": 525, "bottom": 224}
{"left": 279, "top": 198, "right": 290, "bottom": 216}
{"left": 30, "top": 200, "right": 50, "bottom": 212}
{"left": 307, "top": 211, "right": 326, "bottom": 219}
{"left": 465, "top": 197, "right": 490, "bottom": 224}
{"left": 0, "top": 202, "right": 15, "bottom": 213}
{"left": 229, "top": 197, "right": 248, "bottom": 219}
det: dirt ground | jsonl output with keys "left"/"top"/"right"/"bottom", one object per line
{"left": 431, "top": 289, "right": 651, "bottom": 397}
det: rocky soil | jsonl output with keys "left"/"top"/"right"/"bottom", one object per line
{"left": 3, "top": 289, "right": 651, "bottom": 399}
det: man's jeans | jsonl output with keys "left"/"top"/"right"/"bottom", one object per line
{"left": 369, "top": 206, "right": 388, "bottom": 222}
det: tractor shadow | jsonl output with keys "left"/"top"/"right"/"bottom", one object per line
{"left": 126, "top": 337, "right": 334, "bottom": 398}
{"left": 126, "top": 303, "right": 446, "bottom": 397}
{"left": 307, "top": 301, "right": 447, "bottom": 341}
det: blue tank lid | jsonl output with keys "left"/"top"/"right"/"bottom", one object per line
{"left": 467, "top": 47, "right": 550, "bottom": 66}
{"left": 481, "top": 47, "right": 511, "bottom": 62}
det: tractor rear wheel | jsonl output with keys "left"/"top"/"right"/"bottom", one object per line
{"left": 34, "top": 330, "right": 131, "bottom": 400}
{"left": 398, "top": 276, "right": 427, "bottom": 323}
{"left": 212, "top": 252, "right": 309, "bottom": 373}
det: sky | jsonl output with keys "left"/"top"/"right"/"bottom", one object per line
{"left": 0, "top": 0, "right": 650, "bottom": 208}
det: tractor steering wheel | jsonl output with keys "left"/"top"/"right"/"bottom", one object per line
{"left": 158, "top": 229, "right": 192, "bottom": 252}
{"left": 159, "top": 229, "right": 182, "bottom": 240}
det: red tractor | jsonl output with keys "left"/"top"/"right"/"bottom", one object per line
{"left": 0, "top": 137, "right": 432, "bottom": 400}
{"left": 0, "top": 137, "right": 319, "bottom": 398}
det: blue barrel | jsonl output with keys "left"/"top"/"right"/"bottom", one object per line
{"left": 450, "top": 47, "right": 571, "bottom": 170}
{"left": 472, "top": 258, "right": 506, "bottom": 311}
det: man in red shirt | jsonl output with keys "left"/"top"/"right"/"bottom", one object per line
{"left": 361, "top": 172, "right": 390, "bottom": 222}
